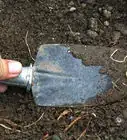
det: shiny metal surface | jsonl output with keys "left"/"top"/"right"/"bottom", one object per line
{"left": 32, "top": 44, "right": 112, "bottom": 106}
{"left": 0, "top": 64, "right": 33, "bottom": 91}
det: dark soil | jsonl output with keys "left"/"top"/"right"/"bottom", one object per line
{"left": 0, "top": 0, "right": 127, "bottom": 139}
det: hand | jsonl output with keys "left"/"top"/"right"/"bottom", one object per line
{"left": 0, "top": 59, "right": 22, "bottom": 92}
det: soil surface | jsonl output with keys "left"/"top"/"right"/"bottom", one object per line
{"left": 0, "top": 0, "right": 127, "bottom": 139}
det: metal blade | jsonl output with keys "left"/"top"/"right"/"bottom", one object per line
{"left": 32, "top": 44, "right": 112, "bottom": 106}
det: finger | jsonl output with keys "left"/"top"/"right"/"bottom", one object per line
{"left": 0, "top": 59, "right": 22, "bottom": 80}
{"left": 0, "top": 84, "right": 7, "bottom": 93}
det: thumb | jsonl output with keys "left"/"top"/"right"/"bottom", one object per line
{"left": 0, "top": 59, "right": 22, "bottom": 80}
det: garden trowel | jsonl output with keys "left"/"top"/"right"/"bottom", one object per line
{"left": 1, "top": 44, "right": 112, "bottom": 106}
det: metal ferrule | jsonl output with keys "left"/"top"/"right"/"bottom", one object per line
{"left": 0, "top": 64, "right": 33, "bottom": 91}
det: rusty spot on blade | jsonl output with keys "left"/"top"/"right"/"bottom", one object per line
{"left": 39, "top": 61, "right": 63, "bottom": 73}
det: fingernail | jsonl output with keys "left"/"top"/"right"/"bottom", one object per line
{"left": 8, "top": 61, "right": 22, "bottom": 74}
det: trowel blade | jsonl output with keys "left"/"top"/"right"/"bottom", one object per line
{"left": 32, "top": 44, "right": 112, "bottom": 106}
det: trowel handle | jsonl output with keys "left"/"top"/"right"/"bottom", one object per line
{"left": 0, "top": 64, "right": 33, "bottom": 91}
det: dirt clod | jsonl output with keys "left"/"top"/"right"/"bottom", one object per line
{"left": 69, "top": 7, "right": 76, "bottom": 12}
{"left": 115, "top": 23, "right": 127, "bottom": 35}
{"left": 112, "top": 31, "right": 121, "bottom": 43}
{"left": 104, "top": 21, "right": 109, "bottom": 26}
{"left": 89, "top": 17, "right": 98, "bottom": 31}
{"left": 81, "top": 3, "right": 86, "bottom": 8}
{"left": 69, "top": 1, "right": 75, "bottom": 6}
{"left": 103, "top": 9, "right": 111, "bottom": 18}
{"left": 87, "top": 30, "right": 98, "bottom": 38}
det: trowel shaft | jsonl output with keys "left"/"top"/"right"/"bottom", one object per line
{"left": 0, "top": 65, "right": 33, "bottom": 91}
